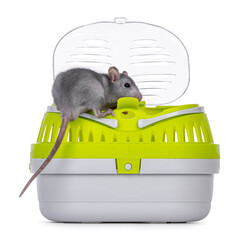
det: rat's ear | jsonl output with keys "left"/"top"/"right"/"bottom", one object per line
{"left": 108, "top": 66, "right": 120, "bottom": 82}
{"left": 122, "top": 71, "right": 128, "bottom": 76}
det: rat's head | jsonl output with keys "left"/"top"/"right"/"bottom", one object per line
{"left": 108, "top": 66, "right": 142, "bottom": 101}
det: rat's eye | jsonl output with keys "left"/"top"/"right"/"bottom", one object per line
{"left": 124, "top": 83, "right": 131, "bottom": 88}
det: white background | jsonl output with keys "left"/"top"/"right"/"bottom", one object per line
{"left": 0, "top": 0, "right": 239, "bottom": 239}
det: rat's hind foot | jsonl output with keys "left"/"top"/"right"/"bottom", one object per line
{"left": 93, "top": 109, "right": 115, "bottom": 118}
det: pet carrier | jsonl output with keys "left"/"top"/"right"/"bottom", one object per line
{"left": 30, "top": 17, "right": 220, "bottom": 222}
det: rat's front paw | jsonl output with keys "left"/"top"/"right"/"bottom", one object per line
{"left": 105, "top": 109, "right": 115, "bottom": 117}
{"left": 93, "top": 109, "right": 115, "bottom": 118}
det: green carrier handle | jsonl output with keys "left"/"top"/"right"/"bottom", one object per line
{"left": 47, "top": 104, "right": 204, "bottom": 129}
{"left": 138, "top": 107, "right": 204, "bottom": 128}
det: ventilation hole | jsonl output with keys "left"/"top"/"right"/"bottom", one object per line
{"left": 67, "top": 133, "right": 69, "bottom": 142}
{"left": 71, "top": 54, "right": 111, "bottom": 60}
{"left": 78, "top": 128, "right": 83, "bottom": 142}
{"left": 113, "top": 135, "right": 117, "bottom": 142}
{"left": 88, "top": 131, "right": 93, "bottom": 142}
{"left": 193, "top": 126, "right": 198, "bottom": 142}
{"left": 130, "top": 54, "right": 170, "bottom": 60}
{"left": 151, "top": 133, "right": 155, "bottom": 142}
{"left": 66, "top": 60, "right": 111, "bottom": 67}
{"left": 139, "top": 87, "right": 167, "bottom": 90}
{"left": 139, "top": 135, "right": 143, "bottom": 142}
{"left": 67, "top": 130, "right": 72, "bottom": 142}
{"left": 184, "top": 129, "right": 189, "bottom": 142}
{"left": 132, "top": 74, "right": 176, "bottom": 81}
{"left": 77, "top": 47, "right": 111, "bottom": 53}
{"left": 174, "top": 130, "right": 178, "bottom": 142}
{"left": 130, "top": 47, "right": 164, "bottom": 53}
{"left": 200, "top": 126, "right": 205, "bottom": 142}
{"left": 41, "top": 125, "right": 47, "bottom": 142}
{"left": 101, "top": 132, "right": 105, "bottom": 142}
{"left": 136, "top": 82, "right": 171, "bottom": 90}
{"left": 132, "top": 39, "right": 157, "bottom": 45}
{"left": 83, "top": 39, "right": 108, "bottom": 45}
{"left": 130, "top": 61, "right": 175, "bottom": 67}
{"left": 142, "top": 94, "right": 162, "bottom": 97}
{"left": 163, "top": 133, "right": 167, "bottom": 142}
{"left": 48, "top": 125, "right": 54, "bottom": 142}
{"left": 126, "top": 136, "right": 130, "bottom": 142}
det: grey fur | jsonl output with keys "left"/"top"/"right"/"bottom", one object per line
{"left": 52, "top": 67, "right": 142, "bottom": 120}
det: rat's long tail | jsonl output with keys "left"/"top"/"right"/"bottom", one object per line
{"left": 19, "top": 116, "right": 69, "bottom": 198}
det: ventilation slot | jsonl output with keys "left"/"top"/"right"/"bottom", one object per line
{"left": 113, "top": 134, "right": 117, "bottom": 142}
{"left": 101, "top": 132, "right": 105, "bottom": 142}
{"left": 82, "top": 39, "right": 108, "bottom": 45}
{"left": 78, "top": 128, "right": 83, "bottom": 142}
{"left": 71, "top": 54, "right": 111, "bottom": 60}
{"left": 174, "top": 130, "right": 178, "bottom": 142}
{"left": 67, "top": 129, "right": 72, "bottom": 142}
{"left": 200, "top": 126, "right": 205, "bottom": 142}
{"left": 132, "top": 74, "right": 174, "bottom": 94}
{"left": 130, "top": 47, "right": 164, "bottom": 53}
{"left": 88, "top": 130, "right": 93, "bottom": 142}
{"left": 67, "top": 46, "right": 112, "bottom": 68}
{"left": 66, "top": 60, "right": 111, "bottom": 67}
{"left": 151, "top": 133, "right": 155, "bottom": 142}
{"left": 130, "top": 54, "right": 170, "bottom": 60}
{"left": 193, "top": 126, "right": 198, "bottom": 142}
{"left": 48, "top": 125, "right": 54, "bottom": 142}
{"left": 163, "top": 132, "right": 167, "bottom": 142}
{"left": 132, "top": 74, "right": 176, "bottom": 81}
{"left": 41, "top": 125, "right": 47, "bottom": 142}
{"left": 184, "top": 129, "right": 189, "bottom": 142}
{"left": 130, "top": 61, "right": 175, "bottom": 67}
{"left": 138, "top": 84, "right": 167, "bottom": 91}
{"left": 139, "top": 135, "right": 143, "bottom": 142}
{"left": 132, "top": 39, "right": 157, "bottom": 45}
{"left": 77, "top": 46, "right": 111, "bottom": 53}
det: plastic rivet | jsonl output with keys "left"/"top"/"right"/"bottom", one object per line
{"left": 125, "top": 163, "right": 132, "bottom": 170}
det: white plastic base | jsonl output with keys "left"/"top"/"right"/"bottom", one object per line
{"left": 39, "top": 202, "right": 210, "bottom": 223}
{"left": 36, "top": 174, "right": 214, "bottom": 223}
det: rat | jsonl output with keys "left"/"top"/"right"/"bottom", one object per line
{"left": 19, "top": 66, "right": 142, "bottom": 197}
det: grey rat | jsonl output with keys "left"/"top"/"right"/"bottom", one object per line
{"left": 19, "top": 66, "right": 142, "bottom": 197}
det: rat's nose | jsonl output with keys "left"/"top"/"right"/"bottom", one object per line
{"left": 137, "top": 94, "right": 142, "bottom": 102}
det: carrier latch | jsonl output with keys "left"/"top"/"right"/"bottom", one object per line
{"left": 116, "top": 158, "right": 141, "bottom": 174}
